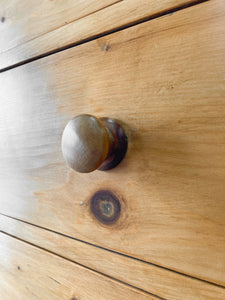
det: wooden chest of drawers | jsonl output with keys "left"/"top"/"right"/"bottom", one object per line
{"left": 1, "top": 0, "right": 225, "bottom": 299}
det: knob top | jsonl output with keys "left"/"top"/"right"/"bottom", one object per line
{"left": 62, "top": 115, "right": 110, "bottom": 173}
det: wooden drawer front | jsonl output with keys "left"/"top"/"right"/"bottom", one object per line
{"left": 0, "top": 0, "right": 225, "bottom": 287}
{"left": 0, "top": 233, "right": 153, "bottom": 300}
{"left": 1, "top": 215, "right": 224, "bottom": 300}
{"left": 0, "top": 0, "right": 203, "bottom": 70}
{"left": 0, "top": 0, "right": 119, "bottom": 68}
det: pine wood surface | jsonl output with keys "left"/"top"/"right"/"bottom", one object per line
{"left": 0, "top": 0, "right": 224, "bottom": 288}
{"left": 0, "top": 0, "right": 202, "bottom": 70}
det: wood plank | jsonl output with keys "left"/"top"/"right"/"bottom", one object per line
{"left": 0, "top": 0, "right": 120, "bottom": 66}
{"left": 1, "top": 214, "right": 224, "bottom": 300}
{"left": 0, "top": 233, "right": 154, "bottom": 300}
{"left": 0, "top": 0, "right": 225, "bottom": 286}
{"left": 0, "top": 0, "right": 203, "bottom": 70}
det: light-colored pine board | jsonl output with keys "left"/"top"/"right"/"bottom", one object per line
{"left": 0, "top": 233, "right": 154, "bottom": 300}
{"left": 1, "top": 214, "right": 224, "bottom": 300}
{"left": 0, "top": 0, "right": 225, "bottom": 286}
{"left": 0, "top": 0, "right": 202, "bottom": 70}
{"left": 0, "top": 0, "right": 120, "bottom": 64}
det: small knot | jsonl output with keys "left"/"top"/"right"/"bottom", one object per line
{"left": 101, "top": 43, "right": 111, "bottom": 52}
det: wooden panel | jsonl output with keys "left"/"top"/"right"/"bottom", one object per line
{"left": 0, "top": 0, "right": 120, "bottom": 65}
{"left": 0, "top": 0, "right": 202, "bottom": 70}
{"left": 0, "top": 233, "right": 154, "bottom": 300}
{"left": 0, "top": 0, "right": 225, "bottom": 286}
{"left": 1, "top": 214, "right": 224, "bottom": 300}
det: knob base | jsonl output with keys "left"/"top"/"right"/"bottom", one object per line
{"left": 98, "top": 118, "right": 128, "bottom": 171}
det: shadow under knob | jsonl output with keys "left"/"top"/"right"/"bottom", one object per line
{"left": 61, "top": 114, "right": 127, "bottom": 173}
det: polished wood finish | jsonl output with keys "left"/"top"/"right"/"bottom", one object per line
{"left": 61, "top": 115, "right": 127, "bottom": 173}
{"left": 0, "top": 0, "right": 225, "bottom": 288}
{"left": 1, "top": 214, "right": 224, "bottom": 300}
{"left": 0, "top": 233, "right": 154, "bottom": 300}
{"left": 62, "top": 115, "right": 112, "bottom": 173}
{"left": 0, "top": 0, "right": 202, "bottom": 70}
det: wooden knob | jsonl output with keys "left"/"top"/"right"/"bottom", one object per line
{"left": 61, "top": 114, "right": 127, "bottom": 173}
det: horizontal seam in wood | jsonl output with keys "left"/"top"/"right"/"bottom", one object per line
{"left": 0, "top": 230, "right": 165, "bottom": 300}
{"left": 1, "top": 212, "right": 224, "bottom": 290}
{"left": 0, "top": 0, "right": 123, "bottom": 55}
{"left": 0, "top": 0, "right": 209, "bottom": 73}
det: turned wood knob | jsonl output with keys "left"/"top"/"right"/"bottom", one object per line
{"left": 61, "top": 114, "right": 127, "bottom": 173}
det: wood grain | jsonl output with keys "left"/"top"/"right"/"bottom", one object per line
{"left": 0, "top": 233, "right": 154, "bottom": 300}
{"left": 0, "top": 0, "right": 202, "bottom": 70}
{"left": 1, "top": 214, "right": 224, "bottom": 300}
{"left": 0, "top": 0, "right": 120, "bottom": 65}
{"left": 0, "top": 0, "right": 225, "bottom": 286}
